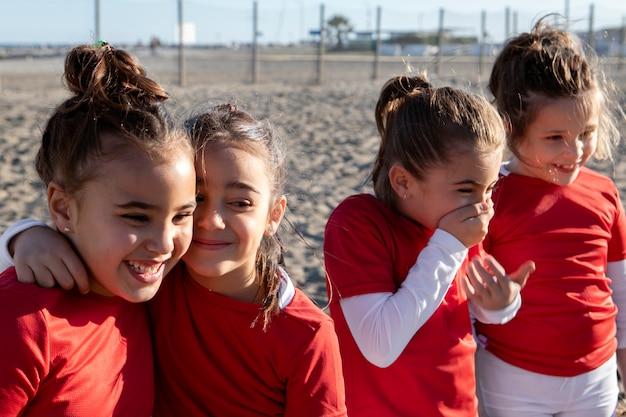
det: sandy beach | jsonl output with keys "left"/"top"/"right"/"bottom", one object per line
{"left": 1, "top": 46, "right": 626, "bottom": 310}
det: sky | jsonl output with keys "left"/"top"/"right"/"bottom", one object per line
{"left": 0, "top": 0, "right": 624, "bottom": 47}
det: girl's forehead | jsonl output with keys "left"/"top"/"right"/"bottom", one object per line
{"left": 195, "top": 146, "right": 270, "bottom": 186}
{"left": 530, "top": 90, "right": 600, "bottom": 114}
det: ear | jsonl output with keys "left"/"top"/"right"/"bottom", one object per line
{"left": 264, "top": 195, "right": 287, "bottom": 236}
{"left": 388, "top": 165, "right": 413, "bottom": 200}
{"left": 47, "top": 181, "right": 73, "bottom": 232}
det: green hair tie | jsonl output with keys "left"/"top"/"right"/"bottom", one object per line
{"left": 93, "top": 39, "right": 108, "bottom": 48}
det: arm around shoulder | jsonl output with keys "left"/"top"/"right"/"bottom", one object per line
{"left": 0, "top": 219, "right": 48, "bottom": 271}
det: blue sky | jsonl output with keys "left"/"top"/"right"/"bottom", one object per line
{"left": 1, "top": 0, "right": 624, "bottom": 46}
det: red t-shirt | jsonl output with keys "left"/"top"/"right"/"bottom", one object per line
{"left": 324, "top": 194, "right": 477, "bottom": 417}
{"left": 477, "top": 167, "right": 626, "bottom": 376}
{"left": 149, "top": 263, "right": 347, "bottom": 417}
{"left": 0, "top": 268, "right": 153, "bottom": 416}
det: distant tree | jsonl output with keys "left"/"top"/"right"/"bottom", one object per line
{"left": 326, "top": 15, "right": 353, "bottom": 49}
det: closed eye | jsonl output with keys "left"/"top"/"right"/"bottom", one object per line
{"left": 230, "top": 200, "right": 252, "bottom": 208}
{"left": 173, "top": 212, "right": 194, "bottom": 223}
{"left": 122, "top": 214, "right": 149, "bottom": 224}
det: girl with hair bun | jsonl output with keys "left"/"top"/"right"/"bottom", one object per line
{"left": 0, "top": 42, "right": 197, "bottom": 416}
{"left": 475, "top": 19, "right": 626, "bottom": 416}
{"left": 323, "top": 74, "right": 535, "bottom": 416}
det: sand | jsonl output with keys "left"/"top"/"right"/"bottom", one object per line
{"left": 1, "top": 46, "right": 626, "bottom": 309}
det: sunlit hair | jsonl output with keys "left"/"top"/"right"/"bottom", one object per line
{"left": 185, "top": 103, "right": 286, "bottom": 331}
{"left": 36, "top": 43, "right": 192, "bottom": 195}
{"left": 489, "top": 18, "right": 622, "bottom": 161}
{"left": 372, "top": 74, "right": 505, "bottom": 210}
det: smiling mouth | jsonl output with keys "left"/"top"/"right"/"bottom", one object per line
{"left": 553, "top": 163, "right": 579, "bottom": 173}
{"left": 127, "top": 260, "right": 165, "bottom": 283}
{"left": 192, "top": 240, "right": 230, "bottom": 251}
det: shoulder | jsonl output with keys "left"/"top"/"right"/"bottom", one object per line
{"left": 326, "top": 193, "right": 399, "bottom": 237}
{"left": 577, "top": 167, "right": 620, "bottom": 199}
{"left": 578, "top": 166, "right": 615, "bottom": 185}
{"left": 0, "top": 268, "right": 60, "bottom": 310}
{"left": 280, "top": 289, "right": 333, "bottom": 331}
{"left": 330, "top": 193, "right": 384, "bottom": 217}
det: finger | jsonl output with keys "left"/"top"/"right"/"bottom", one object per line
{"left": 508, "top": 260, "right": 536, "bottom": 288}
{"left": 13, "top": 264, "right": 37, "bottom": 285}
{"left": 461, "top": 273, "right": 484, "bottom": 304}
{"left": 63, "top": 259, "right": 90, "bottom": 294}
{"left": 470, "top": 257, "right": 499, "bottom": 291}
{"left": 16, "top": 264, "right": 56, "bottom": 288}
{"left": 481, "top": 255, "right": 513, "bottom": 292}
{"left": 460, "top": 204, "right": 492, "bottom": 224}
{"left": 466, "top": 259, "right": 491, "bottom": 300}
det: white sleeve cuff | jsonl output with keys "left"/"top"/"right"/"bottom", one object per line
{"left": 470, "top": 292, "right": 521, "bottom": 324}
{"left": 0, "top": 219, "right": 49, "bottom": 271}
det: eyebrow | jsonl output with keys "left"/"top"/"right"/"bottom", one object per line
{"left": 196, "top": 177, "right": 261, "bottom": 194}
{"left": 117, "top": 201, "right": 197, "bottom": 211}
{"left": 453, "top": 179, "right": 497, "bottom": 187}
{"left": 227, "top": 180, "right": 260, "bottom": 194}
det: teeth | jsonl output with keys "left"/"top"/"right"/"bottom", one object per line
{"left": 128, "top": 261, "right": 161, "bottom": 274}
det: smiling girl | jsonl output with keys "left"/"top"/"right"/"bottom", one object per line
{"left": 475, "top": 20, "right": 626, "bottom": 416}
{"left": 0, "top": 43, "right": 196, "bottom": 416}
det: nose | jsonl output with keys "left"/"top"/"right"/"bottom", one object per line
{"left": 195, "top": 206, "right": 226, "bottom": 230}
{"left": 145, "top": 222, "right": 176, "bottom": 255}
{"left": 563, "top": 138, "right": 584, "bottom": 160}
{"left": 474, "top": 188, "right": 494, "bottom": 208}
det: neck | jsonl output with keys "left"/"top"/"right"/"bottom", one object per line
{"left": 189, "top": 267, "right": 264, "bottom": 304}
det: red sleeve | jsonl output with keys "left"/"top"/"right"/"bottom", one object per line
{"left": 324, "top": 196, "right": 398, "bottom": 298}
{"left": 0, "top": 272, "right": 49, "bottom": 416}
{"left": 284, "top": 317, "right": 347, "bottom": 417}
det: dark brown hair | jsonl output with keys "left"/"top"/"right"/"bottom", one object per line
{"left": 489, "top": 19, "right": 621, "bottom": 161}
{"left": 373, "top": 74, "right": 505, "bottom": 210}
{"left": 185, "top": 103, "right": 286, "bottom": 331}
{"left": 37, "top": 42, "right": 192, "bottom": 194}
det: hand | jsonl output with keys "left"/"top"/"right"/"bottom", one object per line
{"left": 438, "top": 202, "right": 493, "bottom": 248}
{"left": 10, "top": 226, "right": 90, "bottom": 293}
{"left": 462, "top": 254, "right": 535, "bottom": 310}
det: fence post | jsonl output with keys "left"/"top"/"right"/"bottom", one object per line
{"left": 505, "top": 7, "right": 510, "bottom": 40}
{"left": 617, "top": 16, "right": 626, "bottom": 70}
{"left": 94, "top": 0, "right": 101, "bottom": 41}
{"left": 372, "top": 6, "right": 381, "bottom": 81}
{"left": 479, "top": 10, "right": 486, "bottom": 76}
{"left": 252, "top": 1, "right": 259, "bottom": 84}
{"left": 436, "top": 8, "right": 444, "bottom": 77}
{"left": 178, "top": 0, "right": 186, "bottom": 87}
{"left": 588, "top": 4, "right": 595, "bottom": 50}
{"left": 316, "top": 4, "right": 325, "bottom": 85}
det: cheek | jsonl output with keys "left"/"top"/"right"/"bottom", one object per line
{"left": 584, "top": 138, "right": 598, "bottom": 156}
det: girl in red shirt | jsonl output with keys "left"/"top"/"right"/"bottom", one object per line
{"left": 475, "top": 19, "right": 626, "bottom": 416}
{"left": 0, "top": 43, "right": 197, "bottom": 416}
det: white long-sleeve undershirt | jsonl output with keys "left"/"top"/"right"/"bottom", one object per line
{"left": 340, "top": 228, "right": 520, "bottom": 368}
